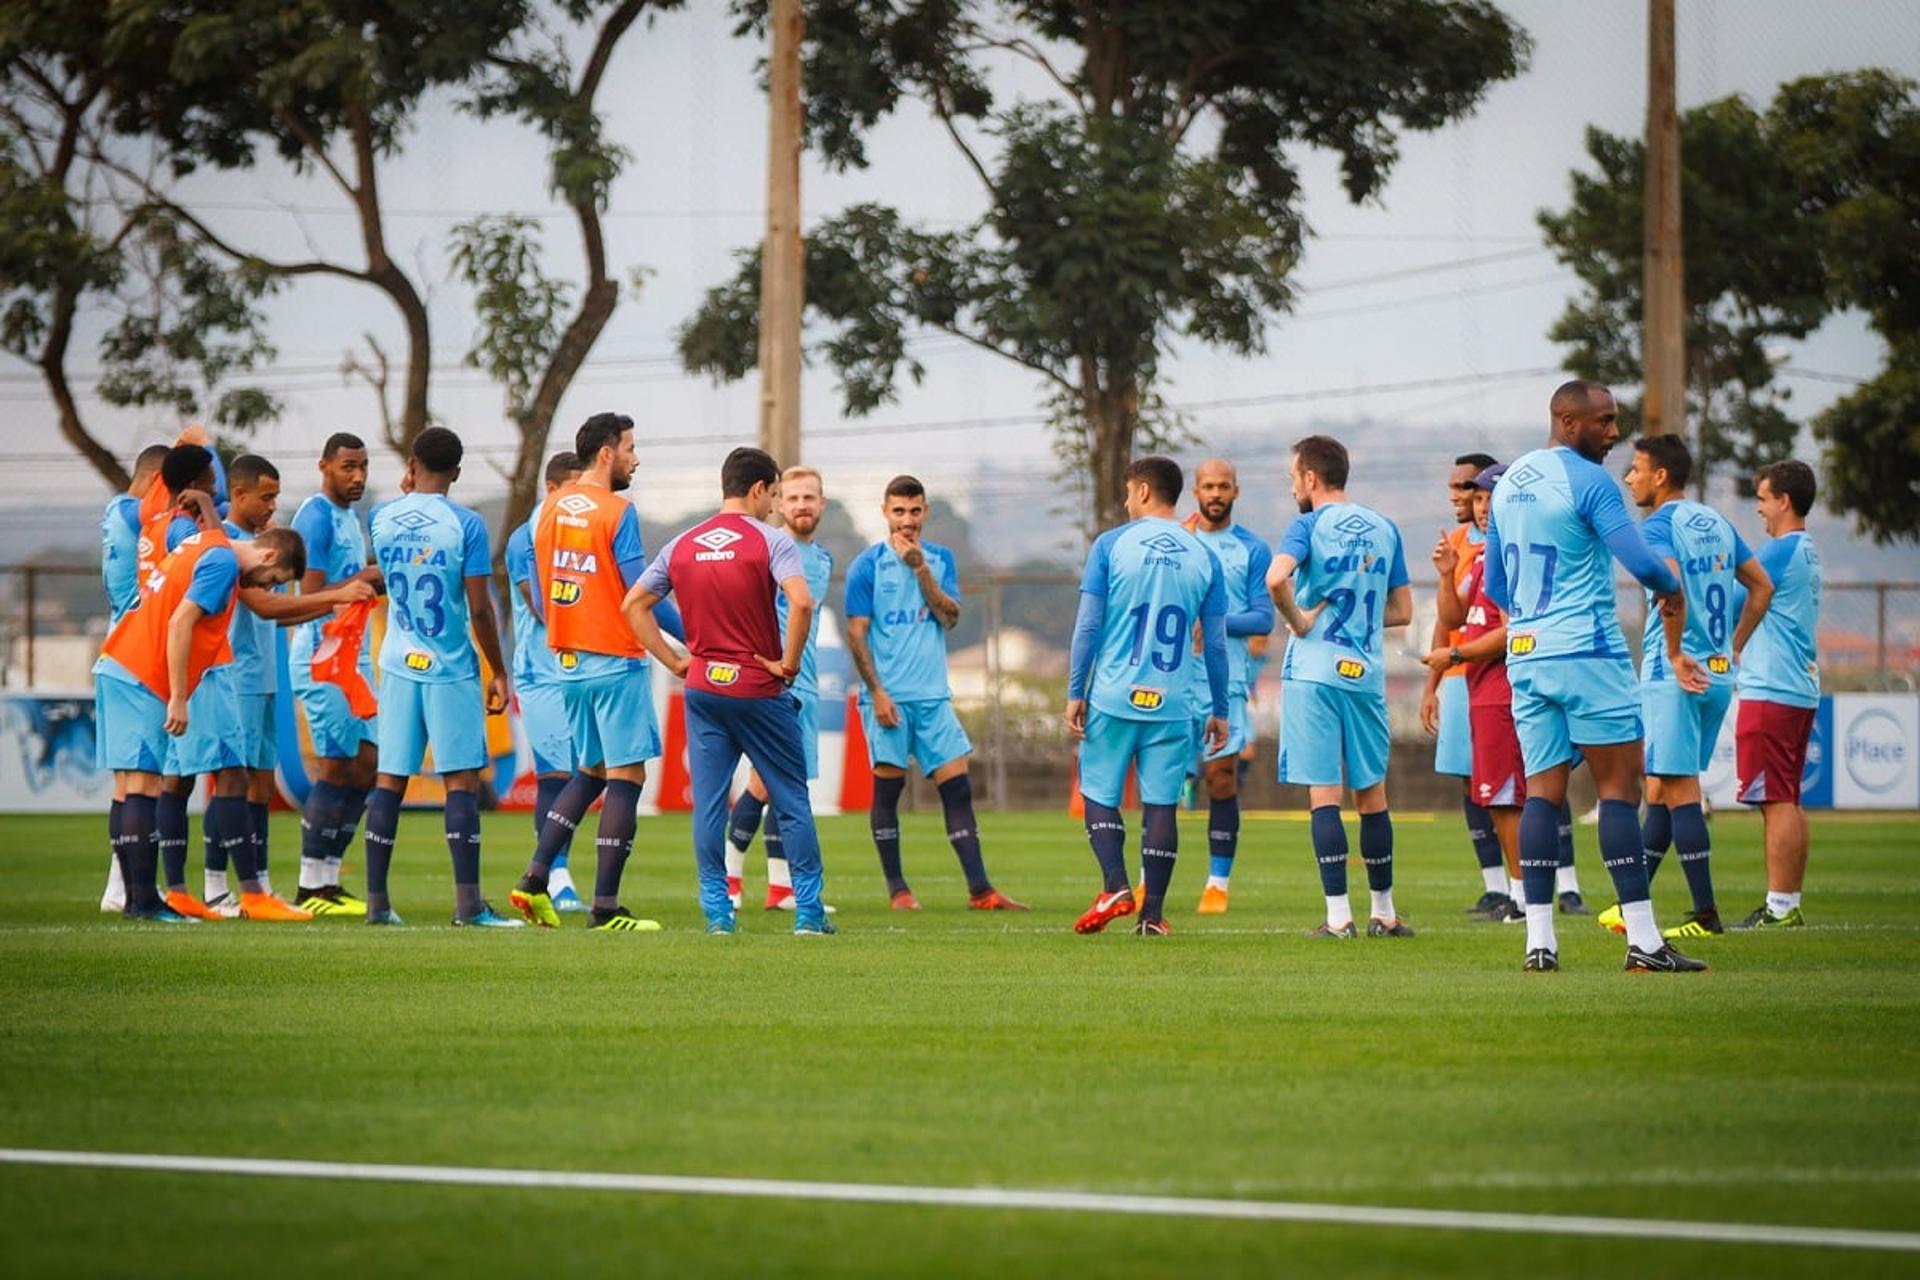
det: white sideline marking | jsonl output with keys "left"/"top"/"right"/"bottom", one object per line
{"left": 1, "top": 1148, "right": 1916, "bottom": 1253}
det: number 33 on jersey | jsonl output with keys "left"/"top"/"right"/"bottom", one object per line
{"left": 370, "top": 493, "right": 492, "bottom": 681}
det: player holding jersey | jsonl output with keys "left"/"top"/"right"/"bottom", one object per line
{"left": 845, "top": 476, "right": 1024, "bottom": 912}
{"left": 1485, "top": 381, "right": 1707, "bottom": 973}
{"left": 362, "top": 428, "right": 519, "bottom": 928}
{"left": 1182, "top": 459, "right": 1273, "bottom": 914}
{"left": 1623, "top": 435, "right": 1774, "bottom": 939}
{"left": 1067, "top": 457, "right": 1229, "bottom": 936}
{"left": 1734, "top": 460, "right": 1824, "bottom": 930}
{"left": 724, "top": 465, "right": 836, "bottom": 912}
{"left": 1268, "top": 436, "right": 1415, "bottom": 940}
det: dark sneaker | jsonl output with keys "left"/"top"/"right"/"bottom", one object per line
{"left": 1734, "top": 904, "right": 1805, "bottom": 930}
{"left": 1468, "top": 892, "right": 1516, "bottom": 922}
{"left": 1307, "top": 921, "right": 1357, "bottom": 939}
{"left": 1523, "top": 948, "right": 1559, "bottom": 972}
{"left": 1367, "top": 917, "right": 1415, "bottom": 938}
{"left": 1625, "top": 942, "right": 1709, "bottom": 973}
{"left": 1557, "top": 891, "right": 1593, "bottom": 915}
{"left": 1490, "top": 897, "right": 1526, "bottom": 924}
{"left": 1464, "top": 891, "right": 1504, "bottom": 916}
{"left": 1131, "top": 917, "right": 1172, "bottom": 936}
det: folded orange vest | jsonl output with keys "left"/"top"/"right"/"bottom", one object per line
{"left": 310, "top": 599, "right": 378, "bottom": 718}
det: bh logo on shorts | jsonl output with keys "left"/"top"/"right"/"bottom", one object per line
{"left": 404, "top": 651, "right": 433, "bottom": 672}
{"left": 693, "top": 527, "right": 743, "bottom": 562}
{"left": 1708, "top": 655, "right": 1732, "bottom": 675}
{"left": 707, "top": 662, "right": 740, "bottom": 686}
{"left": 558, "top": 651, "right": 578, "bottom": 671}
{"left": 555, "top": 493, "right": 598, "bottom": 517}
{"left": 1129, "top": 686, "right": 1165, "bottom": 711}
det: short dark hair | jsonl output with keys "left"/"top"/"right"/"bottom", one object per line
{"left": 229, "top": 454, "right": 280, "bottom": 490}
{"left": 1292, "top": 435, "right": 1350, "bottom": 490}
{"left": 254, "top": 526, "right": 307, "bottom": 581}
{"left": 544, "top": 451, "right": 581, "bottom": 485}
{"left": 411, "top": 426, "right": 463, "bottom": 475}
{"left": 1633, "top": 433, "right": 1692, "bottom": 492}
{"left": 1123, "top": 456, "right": 1183, "bottom": 506}
{"left": 132, "top": 444, "right": 170, "bottom": 477}
{"left": 1550, "top": 378, "right": 1607, "bottom": 416}
{"left": 575, "top": 412, "right": 633, "bottom": 464}
{"left": 721, "top": 446, "right": 780, "bottom": 498}
{"left": 883, "top": 474, "right": 926, "bottom": 501}
{"left": 1756, "top": 459, "right": 1817, "bottom": 516}
{"left": 1455, "top": 452, "right": 1498, "bottom": 470}
{"left": 160, "top": 444, "right": 214, "bottom": 495}
{"left": 321, "top": 432, "right": 365, "bottom": 460}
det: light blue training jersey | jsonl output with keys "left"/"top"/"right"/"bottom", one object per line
{"left": 289, "top": 493, "right": 370, "bottom": 671}
{"left": 101, "top": 494, "right": 143, "bottom": 624}
{"left": 1275, "top": 502, "right": 1409, "bottom": 696}
{"left": 1192, "top": 523, "right": 1274, "bottom": 693}
{"left": 221, "top": 520, "right": 278, "bottom": 695}
{"left": 1639, "top": 499, "right": 1752, "bottom": 685}
{"left": 843, "top": 541, "right": 959, "bottom": 703}
{"left": 368, "top": 492, "right": 491, "bottom": 683}
{"left": 1073, "top": 517, "right": 1228, "bottom": 722}
{"left": 505, "top": 505, "right": 559, "bottom": 687}
{"left": 1738, "top": 530, "right": 1822, "bottom": 709}
{"left": 775, "top": 540, "right": 834, "bottom": 699}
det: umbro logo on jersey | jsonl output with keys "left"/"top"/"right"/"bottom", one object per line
{"left": 693, "top": 527, "right": 744, "bottom": 552}
{"left": 389, "top": 508, "right": 436, "bottom": 532}
{"left": 1507, "top": 463, "right": 1545, "bottom": 490}
{"left": 1139, "top": 533, "right": 1187, "bottom": 556}
{"left": 1684, "top": 510, "right": 1720, "bottom": 534}
{"left": 1332, "top": 513, "right": 1373, "bottom": 536}
{"left": 556, "top": 493, "right": 598, "bottom": 517}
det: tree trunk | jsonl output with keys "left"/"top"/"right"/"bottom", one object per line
{"left": 41, "top": 280, "right": 129, "bottom": 492}
{"left": 1082, "top": 358, "right": 1139, "bottom": 534}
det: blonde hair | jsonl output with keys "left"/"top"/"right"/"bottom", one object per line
{"left": 780, "top": 465, "right": 823, "bottom": 491}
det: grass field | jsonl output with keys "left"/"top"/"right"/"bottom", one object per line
{"left": 1, "top": 806, "right": 1917, "bottom": 1277}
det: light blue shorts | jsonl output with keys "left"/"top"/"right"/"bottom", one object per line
{"left": 1509, "top": 657, "right": 1641, "bottom": 776}
{"left": 860, "top": 697, "right": 971, "bottom": 773}
{"left": 1190, "top": 692, "right": 1251, "bottom": 767}
{"left": 235, "top": 691, "right": 278, "bottom": 771}
{"left": 1278, "top": 678, "right": 1390, "bottom": 790}
{"left": 165, "top": 666, "right": 246, "bottom": 777}
{"left": 1080, "top": 711, "right": 1193, "bottom": 808}
{"left": 519, "top": 680, "right": 574, "bottom": 776}
{"left": 797, "top": 693, "right": 819, "bottom": 780}
{"left": 291, "top": 664, "right": 378, "bottom": 759}
{"left": 564, "top": 667, "right": 660, "bottom": 769}
{"left": 378, "top": 672, "right": 491, "bottom": 777}
{"left": 1434, "top": 675, "right": 1472, "bottom": 777}
{"left": 1642, "top": 680, "right": 1734, "bottom": 778}
{"left": 95, "top": 672, "right": 167, "bottom": 774}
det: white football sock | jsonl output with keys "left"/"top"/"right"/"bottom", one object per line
{"left": 1556, "top": 865, "right": 1580, "bottom": 894}
{"left": 725, "top": 844, "right": 747, "bottom": 879}
{"left": 1525, "top": 903, "right": 1557, "bottom": 953}
{"left": 1481, "top": 865, "right": 1506, "bottom": 895}
{"left": 104, "top": 853, "right": 125, "bottom": 899}
{"left": 1622, "top": 900, "right": 1663, "bottom": 952}
{"left": 1325, "top": 894, "right": 1351, "bottom": 929}
{"left": 255, "top": 870, "right": 274, "bottom": 897}
{"left": 767, "top": 857, "right": 792, "bottom": 890}
{"left": 1767, "top": 891, "right": 1801, "bottom": 915}
{"left": 299, "top": 856, "right": 326, "bottom": 890}
{"left": 549, "top": 864, "right": 576, "bottom": 895}
{"left": 1509, "top": 876, "right": 1527, "bottom": 908}
{"left": 1369, "top": 889, "right": 1396, "bottom": 922}
{"left": 1205, "top": 874, "right": 1230, "bottom": 892}
{"left": 204, "top": 869, "right": 229, "bottom": 902}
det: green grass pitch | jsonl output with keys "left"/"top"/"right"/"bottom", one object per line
{"left": 1, "top": 807, "right": 1917, "bottom": 1277}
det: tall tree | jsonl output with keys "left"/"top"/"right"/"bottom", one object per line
{"left": 682, "top": 0, "right": 1529, "bottom": 532}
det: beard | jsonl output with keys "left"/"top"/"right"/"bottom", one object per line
{"left": 786, "top": 512, "right": 819, "bottom": 536}
{"left": 1200, "top": 499, "right": 1232, "bottom": 523}
{"left": 1296, "top": 495, "right": 1313, "bottom": 514}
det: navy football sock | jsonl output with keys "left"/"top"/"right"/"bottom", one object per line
{"left": 329, "top": 785, "right": 370, "bottom": 868}
{"left": 157, "top": 789, "right": 189, "bottom": 892}
{"left": 1670, "top": 802, "right": 1716, "bottom": 914}
{"left": 1520, "top": 797, "right": 1560, "bottom": 910}
{"left": 202, "top": 807, "right": 220, "bottom": 874}
{"left": 362, "top": 786, "right": 402, "bottom": 913}
{"left": 728, "top": 791, "right": 768, "bottom": 851}
{"left": 1359, "top": 810, "right": 1394, "bottom": 892}
{"left": 523, "top": 771, "right": 604, "bottom": 888}
{"left": 533, "top": 774, "right": 566, "bottom": 848}
{"left": 1082, "top": 798, "right": 1129, "bottom": 893}
{"left": 1207, "top": 795, "right": 1240, "bottom": 880}
{"left": 937, "top": 774, "right": 991, "bottom": 896}
{"left": 121, "top": 793, "right": 162, "bottom": 913}
{"left": 300, "top": 780, "right": 344, "bottom": 886}
{"left": 592, "top": 779, "right": 642, "bottom": 910}
{"left": 248, "top": 800, "right": 271, "bottom": 874}
{"left": 1139, "top": 802, "right": 1178, "bottom": 920}
{"left": 761, "top": 802, "right": 784, "bottom": 857}
{"left": 1556, "top": 799, "right": 1576, "bottom": 868}
{"left": 871, "top": 774, "right": 908, "bottom": 894}
{"left": 209, "top": 795, "right": 259, "bottom": 885}
{"left": 1464, "top": 797, "right": 1502, "bottom": 870}
{"left": 1310, "top": 805, "right": 1349, "bottom": 897}
{"left": 107, "top": 799, "right": 123, "bottom": 879}
{"left": 1641, "top": 802, "right": 1672, "bottom": 882}
{"left": 1597, "top": 799, "right": 1651, "bottom": 904}
{"left": 445, "top": 788, "right": 484, "bottom": 919}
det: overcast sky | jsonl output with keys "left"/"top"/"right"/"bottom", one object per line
{"left": 5, "top": 0, "right": 1916, "bottom": 540}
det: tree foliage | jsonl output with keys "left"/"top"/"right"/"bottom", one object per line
{"left": 686, "top": 0, "right": 1529, "bottom": 532}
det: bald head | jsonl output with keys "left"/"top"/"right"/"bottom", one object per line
{"left": 1550, "top": 378, "right": 1620, "bottom": 462}
{"left": 1192, "top": 457, "right": 1240, "bottom": 529}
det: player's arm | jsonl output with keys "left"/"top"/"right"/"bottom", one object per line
{"left": 1064, "top": 531, "right": 1114, "bottom": 741}
{"left": 177, "top": 488, "right": 221, "bottom": 533}
{"left": 1266, "top": 515, "right": 1318, "bottom": 636}
{"left": 843, "top": 552, "right": 899, "bottom": 726}
{"left": 1482, "top": 510, "right": 1510, "bottom": 613}
{"left": 1226, "top": 539, "right": 1277, "bottom": 638}
{"left": 905, "top": 544, "right": 961, "bottom": 630}
{"left": 1422, "top": 625, "right": 1506, "bottom": 671}
{"left": 1197, "top": 561, "right": 1231, "bottom": 754}
{"left": 1730, "top": 539, "right": 1774, "bottom": 658}
{"left": 759, "top": 574, "right": 813, "bottom": 683}
{"left": 240, "top": 578, "right": 374, "bottom": 626}
{"left": 621, "top": 545, "right": 690, "bottom": 678}
{"left": 466, "top": 576, "right": 510, "bottom": 713}
{"left": 1381, "top": 529, "right": 1414, "bottom": 627}
{"left": 163, "top": 598, "right": 206, "bottom": 734}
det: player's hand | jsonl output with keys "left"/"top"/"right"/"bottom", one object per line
{"left": 1065, "top": 698, "right": 1087, "bottom": 741}
{"left": 753, "top": 653, "right": 796, "bottom": 684}
{"left": 177, "top": 423, "right": 211, "bottom": 447}
{"left": 664, "top": 652, "right": 692, "bottom": 680}
{"left": 1288, "top": 604, "right": 1321, "bottom": 638}
{"left": 178, "top": 488, "right": 216, "bottom": 523}
{"left": 1203, "top": 715, "right": 1228, "bottom": 755}
{"left": 335, "top": 579, "right": 378, "bottom": 605}
{"left": 889, "top": 531, "right": 925, "bottom": 570}
{"left": 484, "top": 675, "right": 509, "bottom": 715}
{"left": 1431, "top": 531, "right": 1457, "bottom": 576}
{"left": 164, "top": 698, "right": 189, "bottom": 736}
{"left": 1672, "top": 652, "right": 1709, "bottom": 694}
{"left": 1418, "top": 683, "right": 1441, "bottom": 733}
{"left": 1656, "top": 590, "right": 1684, "bottom": 619}
{"left": 872, "top": 689, "right": 901, "bottom": 728}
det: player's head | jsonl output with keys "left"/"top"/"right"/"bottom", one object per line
{"left": 1192, "top": 458, "right": 1238, "bottom": 526}
{"left": 227, "top": 454, "right": 281, "bottom": 533}
{"left": 779, "top": 465, "right": 824, "bottom": 537}
{"left": 319, "top": 432, "right": 369, "bottom": 505}
{"left": 1549, "top": 379, "right": 1618, "bottom": 461}
{"left": 881, "top": 475, "right": 927, "bottom": 540}
{"left": 1450, "top": 452, "right": 1496, "bottom": 523}
{"left": 543, "top": 451, "right": 582, "bottom": 495}
{"left": 1470, "top": 462, "right": 1505, "bottom": 533}
{"left": 406, "top": 426, "right": 463, "bottom": 493}
{"left": 159, "top": 443, "right": 216, "bottom": 500}
{"left": 1627, "top": 433, "right": 1689, "bottom": 509}
{"left": 239, "top": 526, "right": 306, "bottom": 588}
{"left": 1754, "top": 458, "right": 1816, "bottom": 536}
{"left": 1122, "top": 456, "right": 1182, "bottom": 518}
{"left": 1289, "top": 435, "right": 1348, "bottom": 513}
{"left": 129, "top": 444, "right": 170, "bottom": 498}
{"left": 721, "top": 447, "right": 781, "bottom": 519}
{"left": 575, "top": 412, "right": 636, "bottom": 492}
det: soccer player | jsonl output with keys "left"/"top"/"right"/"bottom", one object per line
{"left": 1182, "top": 458, "right": 1272, "bottom": 914}
{"left": 1732, "top": 459, "right": 1824, "bottom": 930}
{"left": 845, "top": 476, "right": 1024, "bottom": 911}
{"left": 724, "top": 464, "right": 836, "bottom": 912}
{"left": 1425, "top": 463, "right": 1526, "bottom": 921}
{"left": 1485, "top": 380, "right": 1708, "bottom": 973}
{"left": 1420, "top": 452, "right": 1505, "bottom": 914}
{"left": 506, "top": 451, "right": 590, "bottom": 912}
{"left": 1620, "top": 434, "right": 1774, "bottom": 939}
{"left": 1067, "top": 457, "right": 1229, "bottom": 936}
{"left": 289, "top": 433, "right": 383, "bottom": 916}
{"left": 624, "top": 447, "right": 834, "bottom": 935}
{"left": 1267, "top": 436, "right": 1415, "bottom": 940}
{"left": 360, "top": 428, "right": 520, "bottom": 928}
{"left": 95, "top": 490, "right": 308, "bottom": 921}
{"left": 508, "top": 412, "right": 681, "bottom": 932}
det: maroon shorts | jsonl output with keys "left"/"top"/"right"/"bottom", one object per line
{"left": 1736, "top": 698, "right": 1816, "bottom": 805}
{"left": 1469, "top": 701, "right": 1527, "bottom": 807}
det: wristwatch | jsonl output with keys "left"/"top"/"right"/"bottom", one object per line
{"left": 1449, "top": 645, "right": 1464, "bottom": 666}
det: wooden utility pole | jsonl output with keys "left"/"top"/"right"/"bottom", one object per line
{"left": 758, "top": 0, "right": 804, "bottom": 468}
{"left": 1642, "top": 0, "right": 1686, "bottom": 439}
